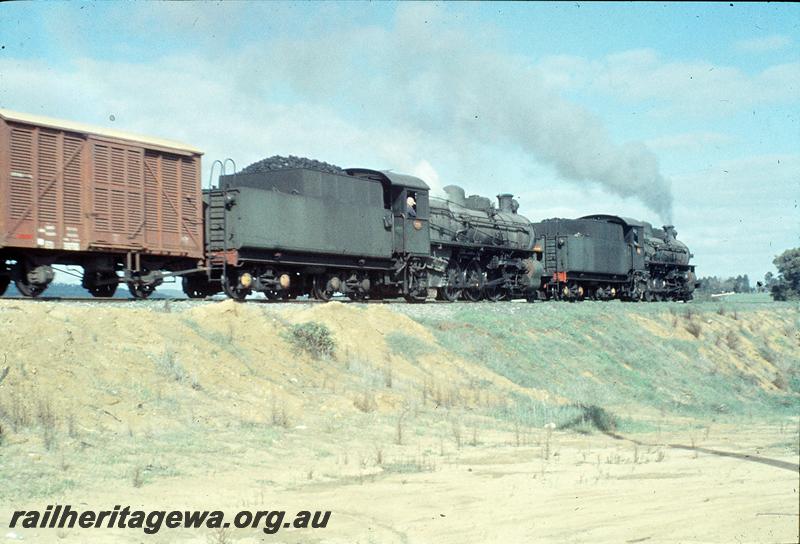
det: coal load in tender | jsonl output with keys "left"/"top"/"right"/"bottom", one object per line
{"left": 241, "top": 155, "right": 346, "bottom": 176}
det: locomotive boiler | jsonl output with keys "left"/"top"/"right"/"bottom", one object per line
{"left": 641, "top": 223, "right": 696, "bottom": 301}
{"left": 428, "top": 185, "right": 542, "bottom": 301}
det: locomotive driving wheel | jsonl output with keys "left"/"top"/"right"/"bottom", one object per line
{"left": 462, "top": 261, "right": 484, "bottom": 302}
{"left": 437, "top": 263, "right": 463, "bottom": 302}
{"left": 483, "top": 270, "right": 509, "bottom": 302}
{"left": 403, "top": 262, "right": 428, "bottom": 303}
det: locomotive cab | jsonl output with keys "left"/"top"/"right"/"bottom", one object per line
{"left": 624, "top": 223, "right": 645, "bottom": 271}
{"left": 391, "top": 185, "right": 429, "bottom": 256}
{"left": 346, "top": 169, "right": 430, "bottom": 257}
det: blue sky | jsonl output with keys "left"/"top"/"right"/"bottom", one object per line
{"left": 1, "top": 2, "right": 798, "bottom": 282}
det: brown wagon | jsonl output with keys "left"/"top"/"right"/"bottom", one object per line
{"left": 0, "top": 109, "right": 204, "bottom": 298}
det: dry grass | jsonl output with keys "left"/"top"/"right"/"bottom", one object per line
{"left": 725, "top": 330, "right": 740, "bottom": 351}
{"left": 131, "top": 465, "right": 143, "bottom": 488}
{"left": 684, "top": 320, "right": 703, "bottom": 339}
{"left": 451, "top": 420, "right": 463, "bottom": 450}
{"left": 395, "top": 409, "right": 408, "bottom": 446}
{"left": 270, "top": 394, "right": 290, "bottom": 428}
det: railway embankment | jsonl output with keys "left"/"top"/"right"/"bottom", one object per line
{"left": 0, "top": 296, "right": 797, "bottom": 506}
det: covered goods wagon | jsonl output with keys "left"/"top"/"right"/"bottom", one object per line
{"left": 0, "top": 109, "right": 203, "bottom": 297}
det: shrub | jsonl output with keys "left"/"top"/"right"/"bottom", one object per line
{"left": 285, "top": 322, "right": 336, "bottom": 359}
{"left": 560, "top": 404, "right": 619, "bottom": 434}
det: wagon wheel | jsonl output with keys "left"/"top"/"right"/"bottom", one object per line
{"left": 182, "top": 276, "right": 211, "bottom": 299}
{"left": 437, "top": 263, "right": 463, "bottom": 302}
{"left": 13, "top": 262, "right": 51, "bottom": 298}
{"left": 127, "top": 280, "right": 156, "bottom": 300}
{"left": 15, "top": 279, "right": 47, "bottom": 298}
{"left": 84, "top": 271, "right": 119, "bottom": 298}
{"left": 462, "top": 261, "right": 484, "bottom": 302}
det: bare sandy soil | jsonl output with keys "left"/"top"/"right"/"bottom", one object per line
{"left": 3, "top": 424, "right": 797, "bottom": 544}
{"left": 0, "top": 299, "right": 797, "bottom": 543}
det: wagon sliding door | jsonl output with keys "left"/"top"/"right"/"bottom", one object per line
{"left": 143, "top": 151, "right": 201, "bottom": 255}
{"left": 91, "top": 141, "right": 145, "bottom": 249}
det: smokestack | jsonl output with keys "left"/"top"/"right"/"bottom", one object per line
{"left": 443, "top": 185, "right": 466, "bottom": 206}
{"left": 497, "top": 194, "right": 514, "bottom": 213}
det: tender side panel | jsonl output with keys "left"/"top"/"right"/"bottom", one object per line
{"left": 536, "top": 219, "right": 631, "bottom": 278}
{"left": 215, "top": 184, "right": 393, "bottom": 260}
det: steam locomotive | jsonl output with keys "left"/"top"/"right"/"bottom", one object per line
{"left": 0, "top": 109, "right": 696, "bottom": 301}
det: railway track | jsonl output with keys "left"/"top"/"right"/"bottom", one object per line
{"left": 0, "top": 296, "right": 549, "bottom": 305}
{"left": 0, "top": 296, "right": 393, "bottom": 304}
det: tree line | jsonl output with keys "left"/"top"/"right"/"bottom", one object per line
{"left": 696, "top": 248, "right": 800, "bottom": 301}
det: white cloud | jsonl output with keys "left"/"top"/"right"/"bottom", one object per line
{"left": 537, "top": 49, "right": 800, "bottom": 117}
{"left": 671, "top": 154, "right": 800, "bottom": 279}
{"left": 735, "top": 34, "right": 792, "bottom": 53}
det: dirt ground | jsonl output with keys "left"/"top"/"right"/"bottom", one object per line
{"left": 3, "top": 425, "right": 797, "bottom": 544}
{"left": 0, "top": 299, "right": 797, "bottom": 543}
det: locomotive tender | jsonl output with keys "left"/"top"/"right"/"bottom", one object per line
{"left": 0, "top": 110, "right": 696, "bottom": 302}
